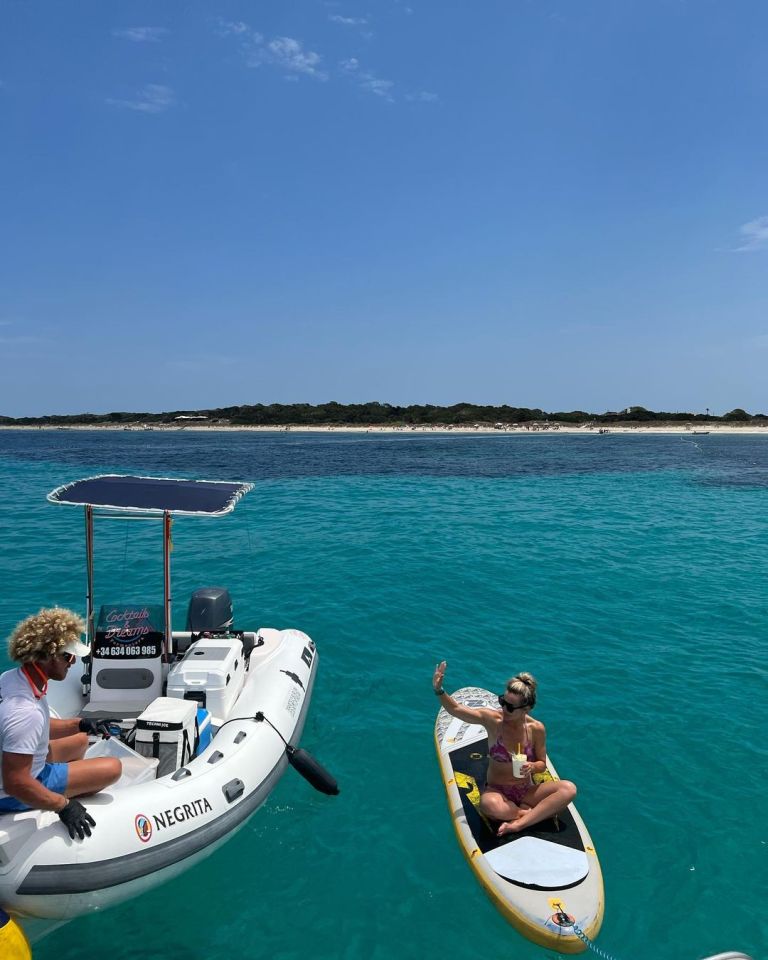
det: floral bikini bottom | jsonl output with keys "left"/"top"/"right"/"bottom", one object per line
{"left": 483, "top": 780, "right": 533, "bottom": 806}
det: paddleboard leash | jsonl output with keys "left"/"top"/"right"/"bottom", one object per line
{"left": 550, "top": 902, "right": 622, "bottom": 960}
{"left": 570, "top": 920, "right": 622, "bottom": 960}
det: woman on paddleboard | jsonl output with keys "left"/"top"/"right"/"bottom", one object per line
{"left": 433, "top": 662, "right": 576, "bottom": 836}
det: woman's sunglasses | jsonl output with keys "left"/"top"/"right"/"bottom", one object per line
{"left": 498, "top": 695, "right": 526, "bottom": 712}
{"left": 57, "top": 652, "right": 77, "bottom": 665}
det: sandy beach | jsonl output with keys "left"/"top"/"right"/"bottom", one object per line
{"left": 2, "top": 422, "right": 768, "bottom": 436}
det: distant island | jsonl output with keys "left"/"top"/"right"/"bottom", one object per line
{"left": 0, "top": 402, "right": 765, "bottom": 428}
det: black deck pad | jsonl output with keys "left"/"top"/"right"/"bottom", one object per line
{"left": 449, "top": 741, "right": 584, "bottom": 856}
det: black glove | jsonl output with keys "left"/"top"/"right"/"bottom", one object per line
{"left": 79, "top": 718, "right": 120, "bottom": 739}
{"left": 58, "top": 799, "right": 96, "bottom": 840}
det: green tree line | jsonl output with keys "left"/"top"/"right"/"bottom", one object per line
{"left": 1, "top": 402, "right": 765, "bottom": 426}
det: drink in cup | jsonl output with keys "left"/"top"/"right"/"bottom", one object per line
{"left": 512, "top": 753, "right": 528, "bottom": 778}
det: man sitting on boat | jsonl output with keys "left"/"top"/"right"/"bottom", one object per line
{"left": 0, "top": 608, "right": 121, "bottom": 839}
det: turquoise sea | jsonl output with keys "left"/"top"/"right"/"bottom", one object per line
{"left": 0, "top": 429, "right": 765, "bottom": 960}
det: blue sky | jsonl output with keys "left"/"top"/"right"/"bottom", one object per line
{"left": 1, "top": 0, "right": 767, "bottom": 417}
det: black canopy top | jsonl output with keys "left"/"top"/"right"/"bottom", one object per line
{"left": 48, "top": 475, "right": 253, "bottom": 516}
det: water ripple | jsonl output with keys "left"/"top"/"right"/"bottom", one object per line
{"left": 0, "top": 432, "right": 765, "bottom": 960}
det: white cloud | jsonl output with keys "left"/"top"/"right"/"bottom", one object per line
{"left": 218, "top": 22, "right": 422, "bottom": 101}
{"left": 338, "top": 57, "right": 395, "bottom": 101}
{"left": 106, "top": 84, "right": 176, "bottom": 114}
{"left": 215, "top": 19, "right": 251, "bottom": 38}
{"left": 258, "top": 37, "right": 327, "bottom": 80}
{"left": 217, "top": 22, "right": 326, "bottom": 81}
{"left": 405, "top": 90, "right": 439, "bottom": 103}
{"left": 734, "top": 215, "right": 768, "bottom": 252}
{"left": 358, "top": 74, "right": 394, "bottom": 101}
{"left": 113, "top": 27, "right": 167, "bottom": 43}
{"left": 329, "top": 15, "right": 368, "bottom": 26}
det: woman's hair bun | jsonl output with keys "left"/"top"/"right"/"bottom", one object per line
{"left": 506, "top": 672, "right": 537, "bottom": 707}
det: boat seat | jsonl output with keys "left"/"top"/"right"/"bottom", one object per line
{"left": 80, "top": 701, "right": 151, "bottom": 720}
{"left": 84, "top": 603, "right": 166, "bottom": 718}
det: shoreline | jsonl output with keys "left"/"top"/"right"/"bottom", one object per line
{"left": 1, "top": 423, "right": 767, "bottom": 436}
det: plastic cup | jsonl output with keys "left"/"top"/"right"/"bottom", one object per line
{"left": 511, "top": 753, "right": 528, "bottom": 778}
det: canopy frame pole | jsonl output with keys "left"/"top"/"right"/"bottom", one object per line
{"left": 84, "top": 504, "right": 95, "bottom": 655}
{"left": 163, "top": 511, "right": 172, "bottom": 661}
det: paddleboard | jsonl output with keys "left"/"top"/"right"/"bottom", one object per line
{"left": 435, "top": 687, "right": 604, "bottom": 953}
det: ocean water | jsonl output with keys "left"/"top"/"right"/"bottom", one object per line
{"left": 0, "top": 429, "right": 765, "bottom": 960}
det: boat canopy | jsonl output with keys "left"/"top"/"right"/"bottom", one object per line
{"left": 47, "top": 475, "right": 253, "bottom": 516}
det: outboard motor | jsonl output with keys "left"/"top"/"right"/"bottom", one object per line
{"left": 186, "top": 587, "right": 233, "bottom": 633}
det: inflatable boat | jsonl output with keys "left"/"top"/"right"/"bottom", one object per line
{"left": 0, "top": 475, "right": 337, "bottom": 926}
{"left": 435, "top": 687, "right": 603, "bottom": 953}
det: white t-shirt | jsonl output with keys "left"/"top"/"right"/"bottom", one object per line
{"left": 0, "top": 667, "right": 50, "bottom": 799}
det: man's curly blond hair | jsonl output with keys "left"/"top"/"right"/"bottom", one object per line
{"left": 8, "top": 607, "right": 85, "bottom": 663}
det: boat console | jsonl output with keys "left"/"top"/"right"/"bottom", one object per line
{"left": 75, "top": 587, "right": 257, "bottom": 774}
{"left": 167, "top": 635, "right": 246, "bottom": 721}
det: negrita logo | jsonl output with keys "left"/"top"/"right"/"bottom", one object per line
{"left": 135, "top": 814, "right": 153, "bottom": 843}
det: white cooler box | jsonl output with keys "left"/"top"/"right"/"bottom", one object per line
{"left": 135, "top": 697, "right": 198, "bottom": 778}
{"left": 166, "top": 637, "right": 246, "bottom": 721}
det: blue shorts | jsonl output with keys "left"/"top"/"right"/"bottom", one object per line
{"left": 0, "top": 762, "right": 69, "bottom": 812}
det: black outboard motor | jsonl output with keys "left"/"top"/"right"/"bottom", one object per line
{"left": 186, "top": 587, "right": 233, "bottom": 633}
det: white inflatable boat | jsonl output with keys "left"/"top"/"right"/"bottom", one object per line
{"left": 0, "top": 475, "right": 337, "bottom": 926}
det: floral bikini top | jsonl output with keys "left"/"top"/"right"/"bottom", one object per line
{"left": 488, "top": 720, "right": 536, "bottom": 764}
